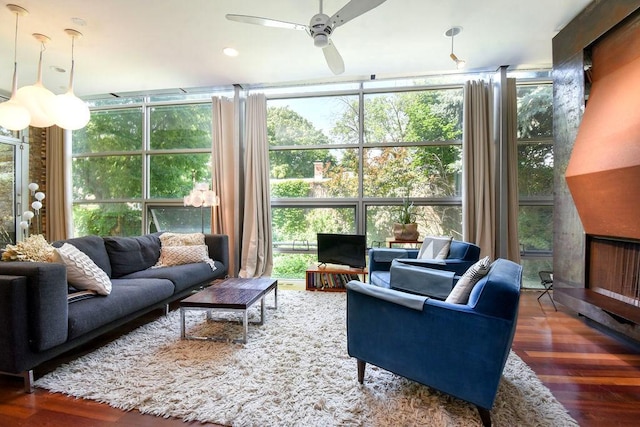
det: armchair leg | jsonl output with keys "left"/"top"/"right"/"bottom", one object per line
{"left": 476, "top": 406, "right": 491, "bottom": 427}
{"left": 357, "top": 359, "right": 366, "bottom": 384}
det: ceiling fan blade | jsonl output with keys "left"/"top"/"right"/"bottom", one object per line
{"left": 323, "top": 41, "right": 345, "bottom": 75}
{"left": 225, "top": 14, "right": 307, "bottom": 31}
{"left": 329, "top": 0, "right": 388, "bottom": 29}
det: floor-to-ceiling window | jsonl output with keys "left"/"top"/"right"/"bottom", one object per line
{"left": 266, "top": 76, "right": 474, "bottom": 280}
{"left": 515, "top": 76, "right": 554, "bottom": 287}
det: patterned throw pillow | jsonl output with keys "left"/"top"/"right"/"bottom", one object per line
{"left": 445, "top": 256, "right": 491, "bottom": 304}
{"left": 418, "top": 236, "right": 453, "bottom": 260}
{"left": 1, "top": 234, "right": 55, "bottom": 262}
{"left": 159, "top": 245, "right": 217, "bottom": 271}
{"left": 52, "top": 243, "right": 112, "bottom": 295}
{"left": 159, "top": 232, "right": 205, "bottom": 247}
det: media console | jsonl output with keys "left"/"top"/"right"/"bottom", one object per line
{"left": 305, "top": 263, "right": 368, "bottom": 292}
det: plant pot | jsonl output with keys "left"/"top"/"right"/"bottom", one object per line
{"left": 392, "top": 223, "right": 419, "bottom": 241}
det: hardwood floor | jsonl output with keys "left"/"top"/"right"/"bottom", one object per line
{"left": 0, "top": 290, "right": 639, "bottom": 426}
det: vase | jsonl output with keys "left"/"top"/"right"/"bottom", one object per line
{"left": 392, "top": 223, "right": 419, "bottom": 241}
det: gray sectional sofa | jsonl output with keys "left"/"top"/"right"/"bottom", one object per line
{"left": 0, "top": 232, "right": 229, "bottom": 392}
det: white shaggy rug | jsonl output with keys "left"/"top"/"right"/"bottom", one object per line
{"left": 35, "top": 291, "right": 577, "bottom": 426}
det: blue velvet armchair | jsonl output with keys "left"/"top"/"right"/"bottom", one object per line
{"left": 368, "top": 240, "right": 481, "bottom": 298}
{"left": 346, "top": 258, "right": 523, "bottom": 426}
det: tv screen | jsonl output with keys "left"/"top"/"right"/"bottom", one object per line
{"left": 317, "top": 233, "right": 367, "bottom": 269}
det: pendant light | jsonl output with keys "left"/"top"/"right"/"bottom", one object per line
{"left": 0, "top": 4, "right": 31, "bottom": 131}
{"left": 15, "top": 33, "right": 57, "bottom": 128}
{"left": 51, "top": 29, "right": 90, "bottom": 130}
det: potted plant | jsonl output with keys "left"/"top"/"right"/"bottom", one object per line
{"left": 392, "top": 196, "right": 419, "bottom": 241}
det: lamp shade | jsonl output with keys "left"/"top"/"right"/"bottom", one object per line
{"left": 51, "top": 90, "right": 90, "bottom": 130}
{"left": 0, "top": 97, "right": 30, "bottom": 130}
{"left": 15, "top": 82, "right": 56, "bottom": 127}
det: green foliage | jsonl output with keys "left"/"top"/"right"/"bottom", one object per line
{"left": 267, "top": 106, "right": 336, "bottom": 178}
{"left": 271, "top": 253, "right": 316, "bottom": 279}
{"left": 72, "top": 105, "right": 212, "bottom": 237}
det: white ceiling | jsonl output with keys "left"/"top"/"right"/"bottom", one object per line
{"left": 0, "top": 0, "right": 592, "bottom": 98}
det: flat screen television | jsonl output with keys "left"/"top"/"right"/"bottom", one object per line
{"left": 316, "top": 233, "right": 367, "bottom": 269}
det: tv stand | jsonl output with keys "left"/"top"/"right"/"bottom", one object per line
{"left": 306, "top": 264, "right": 368, "bottom": 292}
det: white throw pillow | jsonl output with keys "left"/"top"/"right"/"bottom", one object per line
{"left": 445, "top": 256, "right": 491, "bottom": 304}
{"left": 52, "top": 243, "right": 112, "bottom": 295}
{"left": 418, "top": 236, "right": 452, "bottom": 260}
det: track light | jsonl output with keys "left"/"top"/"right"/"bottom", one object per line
{"left": 445, "top": 26, "right": 466, "bottom": 70}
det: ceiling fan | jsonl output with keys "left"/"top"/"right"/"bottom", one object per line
{"left": 226, "top": 0, "right": 388, "bottom": 75}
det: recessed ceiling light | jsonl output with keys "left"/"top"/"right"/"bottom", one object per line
{"left": 71, "top": 17, "right": 86, "bottom": 26}
{"left": 223, "top": 47, "right": 239, "bottom": 57}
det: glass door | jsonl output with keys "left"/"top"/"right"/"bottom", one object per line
{"left": 0, "top": 137, "right": 27, "bottom": 246}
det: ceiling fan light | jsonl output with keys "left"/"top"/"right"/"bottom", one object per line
{"left": 314, "top": 33, "right": 329, "bottom": 48}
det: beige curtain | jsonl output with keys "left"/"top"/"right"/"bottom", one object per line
{"left": 212, "top": 96, "right": 238, "bottom": 274}
{"left": 45, "top": 126, "right": 71, "bottom": 240}
{"left": 506, "top": 78, "right": 521, "bottom": 262}
{"left": 239, "top": 93, "right": 273, "bottom": 278}
{"left": 463, "top": 80, "right": 495, "bottom": 259}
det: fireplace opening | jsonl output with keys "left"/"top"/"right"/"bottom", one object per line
{"left": 586, "top": 234, "right": 640, "bottom": 308}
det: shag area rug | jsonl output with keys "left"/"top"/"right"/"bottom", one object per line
{"left": 35, "top": 291, "right": 577, "bottom": 426}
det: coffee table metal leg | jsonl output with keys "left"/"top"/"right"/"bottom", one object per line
{"left": 180, "top": 308, "right": 186, "bottom": 339}
{"left": 242, "top": 309, "right": 248, "bottom": 343}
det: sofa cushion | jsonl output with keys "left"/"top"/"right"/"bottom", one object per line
{"left": 104, "top": 234, "right": 161, "bottom": 278}
{"left": 370, "top": 271, "right": 391, "bottom": 288}
{"left": 52, "top": 235, "right": 112, "bottom": 278}
{"left": 67, "top": 278, "right": 175, "bottom": 340}
{"left": 52, "top": 243, "right": 112, "bottom": 295}
{"left": 445, "top": 256, "right": 491, "bottom": 304}
{"left": 123, "top": 262, "right": 224, "bottom": 293}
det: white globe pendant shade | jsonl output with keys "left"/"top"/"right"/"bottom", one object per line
{"left": 52, "top": 29, "right": 90, "bottom": 130}
{"left": 0, "top": 96, "right": 31, "bottom": 130}
{"left": 51, "top": 90, "right": 90, "bottom": 130}
{"left": 15, "top": 33, "right": 57, "bottom": 128}
{"left": 15, "top": 82, "right": 56, "bottom": 128}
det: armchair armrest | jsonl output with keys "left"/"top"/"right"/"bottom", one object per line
{"left": 389, "top": 259, "right": 456, "bottom": 299}
{"left": 393, "top": 258, "right": 472, "bottom": 276}
{"left": 346, "top": 280, "right": 427, "bottom": 311}
{"left": 368, "top": 248, "right": 418, "bottom": 274}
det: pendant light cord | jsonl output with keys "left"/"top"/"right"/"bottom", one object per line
{"left": 13, "top": 11, "right": 19, "bottom": 64}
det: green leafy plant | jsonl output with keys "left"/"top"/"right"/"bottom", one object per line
{"left": 398, "top": 196, "right": 416, "bottom": 224}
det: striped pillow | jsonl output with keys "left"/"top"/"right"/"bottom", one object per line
{"left": 445, "top": 256, "right": 491, "bottom": 304}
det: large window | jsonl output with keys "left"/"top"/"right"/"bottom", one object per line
{"left": 269, "top": 82, "right": 465, "bottom": 279}
{"left": 71, "top": 100, "right": 216, "bottom": 237}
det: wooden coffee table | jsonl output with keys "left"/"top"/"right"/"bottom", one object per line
{"left": 180, "top": 277, "right": 277, "bottom": 343}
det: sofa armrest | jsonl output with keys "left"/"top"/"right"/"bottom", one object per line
{"left": 346, "top": 280, "right": 427, "bottom": 311}
{"left": 0, "top": 262, "right": 69, "bottom": 355}
{"left": 204, "top": 234, "right": 229, "bottom": 275}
